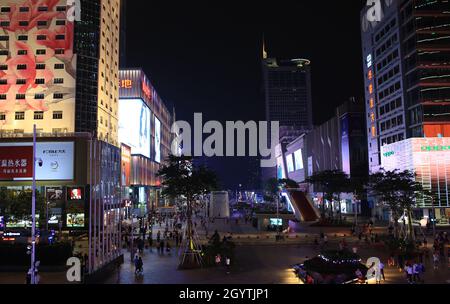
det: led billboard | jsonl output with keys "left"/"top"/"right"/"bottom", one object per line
{"left": 155, "top": 117, "right": 161, "bottom": 163}
{"left": 121, "top": 144, "right": 131, "bottom": 186}
{"left": 294, "top": 149, "right": 304, "bottom": 170}
{"left": 118, "top": 99, "right": 151, "bottom": 158}
{"left": 0, "top": 142, "right": 74, "bottom": 181}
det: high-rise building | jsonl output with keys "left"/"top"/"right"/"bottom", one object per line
{"left": 261, "top": 44, "right": 313, "bottom": 184}
{"left": 0, "top": 0, "right": 121, "bottom": 147}
{"left": 0, "top": 0, "right": 123, "bottom": 274}
{"left": 262, "top": 56, "right": 313, "bottom": 143}
{"left": 361, "top": 0, "right": 450, "bottom": 173}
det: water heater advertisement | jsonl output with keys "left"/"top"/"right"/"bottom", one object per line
{"left": 0, "top": 142, "right": 74, "bottom": 181}
{"left": 118, "top": 98, "right": 152, "bottom": 158}
{"left": 155, "top": 117, "right": 161, "bottom": 163}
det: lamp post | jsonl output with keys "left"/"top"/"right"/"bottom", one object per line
{"left": 30, "top": 124, "right": 37, "bottom": 284}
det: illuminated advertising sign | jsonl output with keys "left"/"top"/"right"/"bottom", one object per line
{"left": 0, "top": 142, "right": 74, "bottom": 181}
{"left": 118, "top": 98, "right": 151, "bottom": 158}
{"left": 46, "top": 187, "right": 64, "bottom": 202}
{"left": 294, "top": 149, "right": 304, "bottom": 170}
{"left": 0, "top": 146, "right": 33, "bottom": 180}
{"left": 155, "top": 117, "right": 161, "bottom": 163}
{"left": 66, "top": 213, "right": 85, "bottom": 228}
{"left": 286, "top": 154, "right": 294, "bottom": 173}
{"left": 121, "top": 144, "right": 131, "bottom": 186}
{"left": 67, "top": 187, "right": 83, "bottom": 201}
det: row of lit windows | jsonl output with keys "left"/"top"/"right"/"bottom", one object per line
{"left": 0, "top": 63, "right": 65, "bottom": 70}
{"left": 0, "top": 19, "right": 66, "bottom": 27}
{"left": 0, "top": 78, "right": 64, "bottom": 85}
{"left": 0, "top": 111, "right": 63, "bottom": 121}
{"left": 0, "top": 48, "right": 65, "bottom": 56}
{"left": 0, "top": 34, "right": 65, "bottom": 41}
{"left": 0, "top": 92, "right": 65, "bottom": 99}
{"left": 0, "top": 6, "right": 66, "bottom": 13}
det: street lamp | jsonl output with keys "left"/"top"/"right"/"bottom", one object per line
{"left": 30, "top": 124, "right": 38, "bottom": 284}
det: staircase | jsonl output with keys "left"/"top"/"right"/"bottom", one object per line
{"left": 286, "top": 189, "right": 320, "bottom": 222}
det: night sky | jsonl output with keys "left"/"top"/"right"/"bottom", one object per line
{"left": 124, "top": 0, "right": 367, "bottom": 189}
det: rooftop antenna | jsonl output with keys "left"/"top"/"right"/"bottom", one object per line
{"left": 262, "top": 33, "right": 268, "bottom": 59}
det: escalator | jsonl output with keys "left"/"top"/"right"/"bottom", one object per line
{"left": 286, "top": 189, "right": 320, "bottom": 222}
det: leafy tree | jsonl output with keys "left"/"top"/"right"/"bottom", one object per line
{"left": 368, "top": 169, "right": 426, "bottom": 241}
{"left": 157, "top": 155, "right": 218, "bottom": 269}
{"left": 306, "top": 170, "right": 351, "bottom": 221}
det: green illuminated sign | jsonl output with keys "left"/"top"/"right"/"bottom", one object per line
{"left": 383, "top": 151, "right": 395, "bottom": 157}
{"left": 421, "top": 146, "right": 450, "bottom": 152}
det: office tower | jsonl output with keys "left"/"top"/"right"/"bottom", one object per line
{"left": 361, "top": 0, "right": 450, "bottom": 173}
{"left": 262, "top": 40, "right": 313, "bottom": 143}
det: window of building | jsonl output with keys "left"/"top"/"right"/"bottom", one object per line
{"left": 19, "top": 7, "right": 29, "bottom": 12}
{"left": 37, "top": 35, "right": 47, "bottom": 40}
{"left": 34, "top": 111, "right": 44, "bottom": 120}
{"left": 54, "top": 78, "right": 64, "bottom": 84}
{"left": 16, "top": 79, "right": 26, "bottom": 85}
{"left": 17, "top": 64, "right": 26, "bottom": 70}
{"left": 0, "top": 65, "right": 7, "bottom": 70}
{"left": 55, "top": 34, "right": 65, "bottom": 40}
{"left": 55, "top": 20, "right": 66, "bottom": 26}
{"left": 53, "top": 93, "right": 64, "bottom": 99}
{"left": 18, "top": 35, "right": 28, "bottom": 41}
{"left": 17, "top": 50, "right": 27, "bottom": 55}
{"left": 0, "top": 94, "right": 6, "bottom": 99}
{"left": 16, "top": 94, "right": 25, "bottom": 99}
{"left": 0, "top": 21, "right": 10, "bottom": 27}
{"left": 53, "top": 111, "right": 63, "bottom": 119}
{"left": 54, "top": 63, "right": 64, "bottom": 69}
{"left": 15, "top": 111, "right": 25, "bottom": 120}
{"left": 55, "top": 49, "right": 65, "bottom": 55}
{"left": 0, "top": 112, "right": 5, "bottom": 120}
{"left": 35, "top": 78, "right": 45, "bottom": 84}
{"left": 19, "top": 21, "right": 29, "bottom": 26}
{"left": 56, "top": 6, "right": 66, "bottom": 11}
{"left": 0, "top": 36, "right": 9, "bottom": 41}
{"left": 35, "top": 93, "right": 44, "bottom": 99}
{"left": 37, "top": 6, "right": 48, "bottom": 12}
{"left": 36, "top": 64, "right": 45, "bottom": 69}
{"left": 0, "top": 50, "right": 8, "bottom": 56}
{"left": 1, "top": 7, "right": 11, "bottom": 13}
{"left": 36, "top": 49, "right": 46, "bottom": 55}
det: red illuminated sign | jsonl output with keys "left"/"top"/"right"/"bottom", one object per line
{"left": 142, "top": 80, "right": 152, "bottom": 102}
{"left": 0, "top": 146, "right": 33, "bottom": 180}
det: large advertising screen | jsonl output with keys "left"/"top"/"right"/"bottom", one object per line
{"left": 155, "top": 117, "right": 161, "bottom": 163}
{"left": 0, "top": 142, "right": 74, "bottom": 181}
{"left": 118, "top": 99, "right": 151, "bottom": 158}
{"left": 286, "top": 154, "right": 294, "bottom": 173}
{"left": 294, "top": 149, "right": 304, "bottom": 170}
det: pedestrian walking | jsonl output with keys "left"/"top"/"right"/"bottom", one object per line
{"left": 433, "top": 252, "right": 440, "bottom": 270}
{"left": 225, "top": 257, "right": 231, "bottom": 274}
{"left": 148, "top": 236, "right": 153, "bottom": 252}
{"left": 405, "top": 264, "right": 413, "bottom": 284}
{"left": 160, "top": 240, "right": 165, "bottom": 255}
{"left": 379, "top": 261, "right": 385, "bottom": 281}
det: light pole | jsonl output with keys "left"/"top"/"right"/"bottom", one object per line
{"left": 30, "top": 124, "right": 37, "bottom": 284}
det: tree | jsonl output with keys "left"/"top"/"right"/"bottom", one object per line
{"left": 157, "top": 155, "right": 218, "bottom": 269}
{"left": 306, "top": 170, "right": 350, "bottom": 221}
{"left": 368, "top": 169, "right": 426, "bottom": 241}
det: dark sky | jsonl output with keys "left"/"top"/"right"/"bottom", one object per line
{"left": 124, "top": 0, "right": 367, "bottom": 189}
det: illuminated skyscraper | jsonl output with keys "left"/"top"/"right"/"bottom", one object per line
{"left": 361, "top": 0, "right": 450, "bottom": 173}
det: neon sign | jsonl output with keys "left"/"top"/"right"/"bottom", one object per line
{"left": 142, "top": 81, "right": 152, "bottom": 102}
{"left": 120, "top": 79, "right": 133, "bottom": 89}
{"left": 421, "top": 146, "right": 450, "bottom": 151}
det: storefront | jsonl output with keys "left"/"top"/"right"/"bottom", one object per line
{"left": 381, "top": 137, "right": 450, "bottom": 224}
